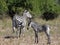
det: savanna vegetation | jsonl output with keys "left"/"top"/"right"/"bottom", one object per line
{"left": 0, "top": 0, "right": 60, "bottom": 45}
{"left": 0, "top": 0, "right": 60, "bottom": 20}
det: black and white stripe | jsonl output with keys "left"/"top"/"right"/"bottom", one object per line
{"left": 28, "top": 20, "right": 51, "bottom": 44}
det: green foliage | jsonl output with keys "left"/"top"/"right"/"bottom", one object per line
{"left": 31, "top": 0, "right": 40, "bottom": 14}
{"left": 0, "top": 0, "right": 8, "bottom": 14}
{"left": 0, "top": 0, "right": 60, "bottom": 17}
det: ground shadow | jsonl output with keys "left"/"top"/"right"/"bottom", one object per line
{"left": 4, "top": 35, "right": 17, "bottom": 39}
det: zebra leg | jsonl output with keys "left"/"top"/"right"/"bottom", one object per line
{"left": 22, "top": 27, "right": 25, "bottom": 36}
{"left": 16, "top": 27, "right": 20, "bottom": 38}
{"left": 22, "top": 26, "right": 25, "bottom": 32}
{"left": 19, "top": 27, "right": 21, "bottom": 37}
{"left": 45, "top": 30, "right": 51, "bottom": 44}
{"left": 12, "top": 19, "right": 16, "bottom": 33}
{"left": 35, "top": 31, "right": 38, "bottom": 43}
{"left": 12, "top": 27, "right": 15, "bottom": 33}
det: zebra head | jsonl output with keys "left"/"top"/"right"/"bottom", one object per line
{"left": 23, "top": 10, "right": 32, "bottom": 18}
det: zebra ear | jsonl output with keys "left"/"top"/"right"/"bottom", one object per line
{"left": 24, "top": 10, "right": 28, "bottom": 13}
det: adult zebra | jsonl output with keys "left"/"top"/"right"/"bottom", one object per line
{"left": 12, "top": 10, "right": 32, "bottom": 37}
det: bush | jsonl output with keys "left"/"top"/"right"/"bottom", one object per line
{"left": 41, "top": 11, "right": 58, "bottom": 21}
{"left": 0, "top": 0, "right": 8, "bottom": 14}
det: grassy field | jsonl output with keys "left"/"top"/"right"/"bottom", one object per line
{"left": 0, "top": 17, "right": 60, "bottom": 45}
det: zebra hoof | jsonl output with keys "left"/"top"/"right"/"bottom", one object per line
{"left": 27, "top": 28, "right": 29, "bottom": 30}
{"left": 35, "top": 41, "right": 38, "bottom": 44}
{"left": 47, "top": 42, "right": 51, "bottom": 44}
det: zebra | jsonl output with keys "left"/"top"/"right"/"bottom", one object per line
{"left": 28, "top": 19, "right": 51, "bottom": 44}
{"left": 12, "top": 10, "right": 32, "bottom": 37}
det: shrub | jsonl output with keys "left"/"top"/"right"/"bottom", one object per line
{"left": 41, "top": 11, "right": 58, "bottom": 21}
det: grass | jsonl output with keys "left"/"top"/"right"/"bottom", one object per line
{"left": 0, "top": 17, "right": 60, "bottom": 45}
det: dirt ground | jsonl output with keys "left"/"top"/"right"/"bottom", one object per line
{"left": 0, "top": 18, "right": 60, "bottom": 45}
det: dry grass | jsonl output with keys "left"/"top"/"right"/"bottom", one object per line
{"left": 0, "top": 17, "right": 60, "bottom": 45}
